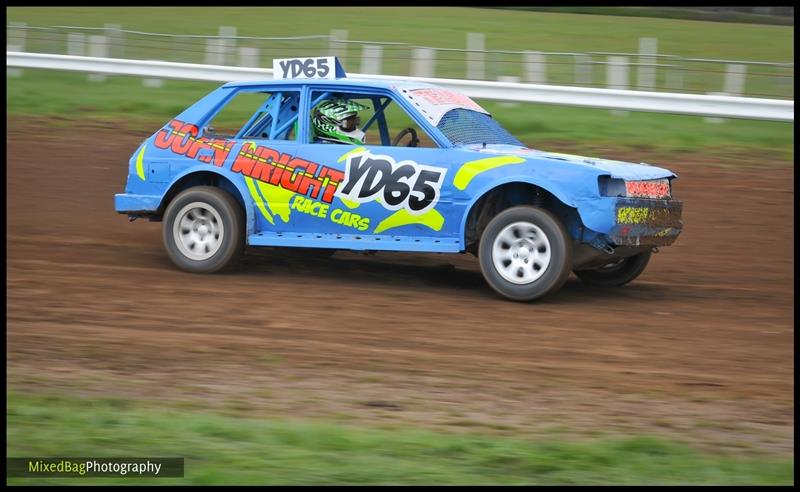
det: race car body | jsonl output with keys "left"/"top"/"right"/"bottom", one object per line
{"left": 115, "top": 56, "right": 683, "bottom": 301}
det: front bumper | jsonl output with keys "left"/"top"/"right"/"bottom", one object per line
{"left": 609, "top": 198, "right": 683, "bottom": 247}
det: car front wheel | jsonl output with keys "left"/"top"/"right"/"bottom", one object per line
{"left": 478, "top": 206, "right": 573, "bottom": 301}
{"left": 163, "top": 186, "right": 245, "bottom": 273}
{"left": 573, "top": 251, "right": 651, "bottom": 287}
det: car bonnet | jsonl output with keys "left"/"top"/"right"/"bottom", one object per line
{"left": 462, "top": 144, "right": 677, "bottom": 180}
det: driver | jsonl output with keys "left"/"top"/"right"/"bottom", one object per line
{"left": 311, "top": 98, "right": 369, "bottom": 145}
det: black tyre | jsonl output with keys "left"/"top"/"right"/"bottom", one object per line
{"left": 162, "top": 186, "right": 245, "bottom": 273}
{"left": 574, "top": 251, "right": 651, "bottom": 287}
{"left": 478, "top": 206, "right": 573, "bottom": 301}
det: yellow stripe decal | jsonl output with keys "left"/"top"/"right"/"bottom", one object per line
{"left": 453, "top": 156, "right": 525, "bottom": 190}
{"left": 245, "top": 176, "right": 274, "bottom": 225}
{"left": 255, "top": 180, "right": 294, "bottom": 224}
{"left": 339, "top": 197, "right": 361, "bottom": 209}
{"left": 135, "top": 144, "right": 147, "bottom": 181}
{"left": 337, "top": 146, "right": 367, "bottom": 163}
{"left": 373, "top": 208, "right": 445, "bottom": 235}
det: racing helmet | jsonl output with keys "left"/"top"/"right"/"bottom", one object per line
{"left": 312, "top": 98, "right": 368, "bottom": 144}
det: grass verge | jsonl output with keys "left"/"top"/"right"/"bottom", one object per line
{"left": 7, "top": 391, "right": 794, "bottom": 485}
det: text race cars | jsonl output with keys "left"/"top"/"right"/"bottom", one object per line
{"left": 115, "top": 56, "right": 683, "bottom": 301}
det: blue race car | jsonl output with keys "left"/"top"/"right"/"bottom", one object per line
{"left": 115, "top": 57, "right": 682, "bottom": 301}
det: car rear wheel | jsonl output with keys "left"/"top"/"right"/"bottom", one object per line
{"left": 478, "top": 206, "right": 572, "bottom": 301}
{"left": 573, "top": 251, "right": 651, "bottom": 287}
{"left": 163, "top": 186, "right": 244, "bottom": 273}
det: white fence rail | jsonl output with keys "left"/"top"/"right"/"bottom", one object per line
{"left": 7, "top": 51, "right": 794, "bottom": 122}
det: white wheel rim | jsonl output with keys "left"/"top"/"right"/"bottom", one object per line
{"left": 492, "top": 221, "right": 552, "bottom": 285}
{"left": 173, "top": 201, "right": 224, "bottom": 261}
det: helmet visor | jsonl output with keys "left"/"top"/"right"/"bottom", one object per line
{"left": 340, "top": 115, "right": 360, "bottom": 132}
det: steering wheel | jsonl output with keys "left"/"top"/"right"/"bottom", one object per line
{"left": 392, "top": 127, "right": 419, "bottom": 147}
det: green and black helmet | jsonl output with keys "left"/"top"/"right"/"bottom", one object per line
{"left": 312, "top": 98, "right": 369, "bottom": 145}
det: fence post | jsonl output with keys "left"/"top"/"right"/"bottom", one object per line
{"left": 724, "top": 63, "right": 746, "bottom": 96}
{"left": 87, "top": 35, "right": 109, "bottom": 82}
{"left": 219, "top": 26, "right": 236, "bottom": 65}
{"left": 143, "top": 61, "right": 165, "bottom": 88}
{"left": 7, "top": 22, "right": 26, "bottom": 77}
{"left": 7, "top": 44, "right": 22, "bottom": 77}
{"left": 42, "top": 24, "right": 60, "bottom": 55}
{"left": 523, "top": 51, "right": 546, "bottom": 84}
{"left": 139, "top": 25, "right": 165, "bottom": 88}
{"left": 238, "top": 47, "right": 260, "bottom": 68}
{"left": 411, "top": 47, "right": 435, "bottom": 78}
{"left": 705, "top": 92, "right": 727, "bottom": 124}
{"left": 360, "top": 44, "right": 382, "bottom": 75}
{"left": 104, "top": 23, "right": 123, "bottom": 59}
{"left": 607, "top": 55, "right": 629, "bottom": 115}
{"left": 329, "top": 29, "right": 348, "bottom": 60}
{"left": 67, "top": 33, "right": 86, "bottom": 56}
{"left": 637, "top": 37, "right": 657, "bottom": 90}
{"left": 666, "top": 59, "right": 684, "bottom": 91}
{"left": 204, "top": 38, "right": 224, "bottom": 65}
{"left": 705, "top": 64, "right": 747, "bottom": 123}
{"left": 574, "top": 54, "right": 592, "bottom": 86}
{"left": 497, "top": 75, "right": 520, "bottom": 107}
{"left": 466, "top": 32, "right": 485, "bottom": 80}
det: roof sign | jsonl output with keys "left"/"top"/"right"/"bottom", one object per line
{"left": 273, "top": 57, "right": 346, "bottom": 80}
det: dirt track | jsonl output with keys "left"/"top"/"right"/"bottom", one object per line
{"left": 7, "top": 118, "right": 794, "bottom": 456}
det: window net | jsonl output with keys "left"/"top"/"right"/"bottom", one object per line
{"left": 436, "top": 109, "right": 524, "bottom": 147}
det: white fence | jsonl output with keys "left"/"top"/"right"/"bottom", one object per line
{"left": 8, "top": 25, "right": 794, "bottom": 100}
{"left": 6, "top": 51, "right": 794, "bottom": 122}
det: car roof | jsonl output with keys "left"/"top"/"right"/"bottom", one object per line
{"left": 221, "top": 78, "right": 439, "bottom": 92}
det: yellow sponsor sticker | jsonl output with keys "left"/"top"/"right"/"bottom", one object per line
{"left": 617, "top": 207, "right": 650, "bottom": 224}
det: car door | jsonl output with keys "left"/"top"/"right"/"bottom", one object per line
{"left": 289, "top": 89, "right": 461, "bottom": 244}
{"left": 221, "top": 89, "right": 303, "bottom": 234}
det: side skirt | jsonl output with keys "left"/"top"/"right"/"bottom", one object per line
{"left": 247, "top": 232, "right": 462, "bottom": 253}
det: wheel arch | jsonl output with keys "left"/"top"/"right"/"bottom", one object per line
{"left": 159, "top": 168, "right": 255, "bottom": 235}
{"left": 460, "top": 177, "right": 580, "bottom": 254}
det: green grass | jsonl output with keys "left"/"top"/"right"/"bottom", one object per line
{"left": 7, "top": 69, "right": 794, "bottom": 161}
{"left": 7, "top": 7, "right": 795, "bottom": 98}
{"left": 6, "top": 391, "right": 794, "bottom": 485}
{"left": 7, "top": 7, "right": 793, "bottom": 58}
